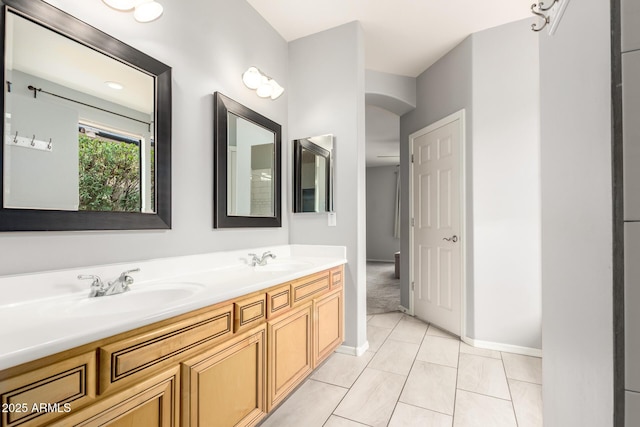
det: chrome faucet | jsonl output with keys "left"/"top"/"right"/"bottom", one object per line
{"left": 248, "top": 251, "right": 277, "bottom": 266}
{"left": 78, "top": 268, "right": 140, "bottom": 297}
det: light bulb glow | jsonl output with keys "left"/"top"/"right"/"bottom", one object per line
{"left": 134, "top": 0, "right": 163, "bottom": 23}
{"left": 242, "top": 67, "right": 262, "bottom": 90}
{"left": 105, "top": 81, "right": 124, "bottom": 90}
{"left": 256, "top": 80, "right": 273, "bottom": 98}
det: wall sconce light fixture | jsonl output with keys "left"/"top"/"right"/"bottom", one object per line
{"left": 242, "top": 67, "right": 284, "bottom": 100}
{"left": 103, "top": 0, "right": 164, "bottom": 23}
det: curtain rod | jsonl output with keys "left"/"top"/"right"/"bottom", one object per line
{"left": 24, "top": 84, "right": 151, "bottom": 130}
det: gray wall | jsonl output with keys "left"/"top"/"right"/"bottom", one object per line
{"left": 0, "top": 0, "right": 289, "bottom": 276}
{"left": 470, "top": 21, "right": 541, "bottom": 349}
{"left": 366, "top": 166, "right": 400, "bottom": 262}
{"left": 399, "top": 36, "right": 474, "bottom": 326}
{"left": 539, "top": 0, "right": 614, "bottom": 425}
{"left": 288, "top": 22, "right": 367, "bottom": 351}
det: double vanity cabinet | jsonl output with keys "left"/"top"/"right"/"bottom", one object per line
{"left": 0, "top": 265, "right": 344, "bottom": 427}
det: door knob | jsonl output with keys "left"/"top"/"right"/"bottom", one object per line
{"left": 443, "top": 235, "right": 458, "bottom": 243}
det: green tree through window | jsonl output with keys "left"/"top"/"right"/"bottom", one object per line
{"left": 78, "top": 133, "right": 141, "bottom": 212}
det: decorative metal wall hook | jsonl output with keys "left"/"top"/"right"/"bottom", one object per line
{"left": 531, "top": 0, "right": 562, "bottom": 32}
{"left": 47, "top": 138, "right": 52, "bottom": 149}
{"left": 531, "top": 3, "right": 549, "bottom": 32}
{"left": 13, "top": 131, "right": 18, "bottom": 143}
{"left": 538, "top": 0, "right": 558, "bottom": 11}
{"left": 30, "top": 135, "right": 36, "bottom": 146}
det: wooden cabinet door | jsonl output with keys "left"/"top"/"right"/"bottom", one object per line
{"left": 267, "top": 302, "right": 313, "bottom": 411}
{"left": 48, "top": 367, "right": 179, "bottom": 427}
{"left": 182, "top": 324, "right": 267, "bottom": 427}
{"left": 314, "top": 287, "right": 344, "bottom": 367}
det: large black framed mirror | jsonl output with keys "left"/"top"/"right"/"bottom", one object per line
{"left": 0, "top": 0, "right": 171, "bottom": 231}
{"left": 214, "top": 92, "right": 281, "bottom": 228}
{"left": 293, "top": 134, "right": 334, "bottom": 213}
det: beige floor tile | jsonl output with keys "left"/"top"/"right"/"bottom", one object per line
{"left": 453, "top": 390, "right": 517, "bottom": 427}
{"left": 324, "top": 415, "right": 370, "bottom": 427}
{"left": 416, "top": 335, "right": 460, "bottom": 368}
{"left": 508, "top": 379, "right": 543, "bottom": 427}
{"left": 426, "top": 324, "right": 459, "bottom": 340}
{"left": 368, "top": 338, "right": 420, "bottom": 376}
{"left": 368, "top": 312, "right": 404, "bottom": 329}
{"left": 400, "top": 361, "right": 457, "bottom": 415}
{"left": 501, "top": 353, "right": 542, "bottom": 384}
{"left": 388, "top": 402, "right": 453, "bottom": 427}
{"left": 367, "top": 324, "right": 392, "bottom": 352}
{"left": 262, "top": 379, "right": 347, "bottom": 427}
{"left": 457, "top": 353, "right": 511, "bottom": 400}
{"left": 459, "top": 342, "right": 501, "bottom": 359}
{"left": 388, "top": 316, "right": 428, "bottom": 344}
{"left": 311, "top": 351, "right": 375, "bottom": 388}
{"left": 334, "top": 368, "right": 406, "bottom": 427}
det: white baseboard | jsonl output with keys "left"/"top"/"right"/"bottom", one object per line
{"left": 366, "top": 259, "right": 394, "bottom": 263}
{"left": 336, "top": 341, "right": 370, "bottom": 357}
{"left": 462, "top": 336, "right": 542, "bottom": 358}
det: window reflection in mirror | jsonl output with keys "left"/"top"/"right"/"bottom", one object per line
{"left": 293, "top": 135, "right": 333, "bottom": 213}
{"left": 226, "top": 113, "right": 275, "bottom": 217}
{"left": 3, "top": 10, "right": 155, "bottom": 213}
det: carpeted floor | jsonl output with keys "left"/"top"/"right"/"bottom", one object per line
{"left": 366, "top": 261, "right": 401, "bottom": 315}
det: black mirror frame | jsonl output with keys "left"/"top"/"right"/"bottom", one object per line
{"left": 293, "top": 139, "right": 331, "bottom": 213}
{"left": 213, "top": 92, "right": 281, "bottom": 228}
{"left": 0, "top": 0, "right": 172, "bottom": 231}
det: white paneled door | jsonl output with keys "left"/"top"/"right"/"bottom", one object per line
{"left": 410, "top": 111, "right": 463, "bottom": 336}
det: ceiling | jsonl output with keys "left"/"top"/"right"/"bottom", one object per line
{"left": 248, "top": 0, "right": 533, "bottom": 167}
{"left": 247, "top": 0, "right": 533, "bottom": 78}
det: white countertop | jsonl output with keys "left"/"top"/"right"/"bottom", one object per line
{"left": 0, "top": 244, "right": 347, "bottom": 371}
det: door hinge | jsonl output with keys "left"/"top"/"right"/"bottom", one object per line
{"left": 411, "top": 154, "right": 414, "bottom": 163}
{"left": 411, "top": 218, "right": 415, "bottom": 227}
{"left": 411, "top": 281, "right": 415, "bottom": 291}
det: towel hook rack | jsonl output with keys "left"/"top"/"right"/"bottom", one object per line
{"left": 530, "top": 0, "right": 559, "bottom": 32}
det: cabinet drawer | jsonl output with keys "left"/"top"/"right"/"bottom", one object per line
{"left": 99, "top": 304, "right": 233, "bottom": 394}
{"left": 291, "top": 271, "right": 330, "bottom": 306}
{"left": 0, "top": 352, "right": 96, "bottom": 427}
{"left": 266, "top": 285, "right": 291, "bottom": 319}
{"left": 330, "top": 266, "right": 343, "bottom": 289}
{"left": 234, "top": 294, "right": 266, "bottom": 333}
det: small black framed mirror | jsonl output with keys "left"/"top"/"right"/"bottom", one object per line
{"left": 213, "top": 92, "right": 281, "bottom": 228}
{"left": 0, "top": 0, "right": 172, "bottom": 231}
{"left": 293, "top": 134, "right": 334, "bottom": 213}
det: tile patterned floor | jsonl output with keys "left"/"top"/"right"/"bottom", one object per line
{"left": 261, "top": 313, "right": 542, "bottom": 427}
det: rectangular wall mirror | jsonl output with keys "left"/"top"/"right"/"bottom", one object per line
{"left": 0, "top": 0, "right": 172, "bottom": 231}
{"left": 214, "top": 92, "right": 281, "bottom": 228}
{"left": 293, "top": 134, "right": 334, "bottom": 213}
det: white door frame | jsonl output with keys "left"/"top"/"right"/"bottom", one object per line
{"left": 409, "top": 109, "right": 467, "bottom": 338}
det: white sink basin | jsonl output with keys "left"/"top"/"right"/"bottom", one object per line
{"left": 45, "top": 282, "right": 206, "bottom": 317}
{"left": 253, "top": 261, "right": 312, "bottom": 272}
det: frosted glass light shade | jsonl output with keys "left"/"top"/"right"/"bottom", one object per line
{"left": 134, "top": 0, "right": 163, "bottom": 23}
{"left": 103, "top": 0, "right": 138, "bottom": 10}
{"left": 242, "top": 67, "right": 262, "bottom": 90}
{"left": 270, "top": 80, "right": 284, "bottom": 100}
{"left": 256, "top": 80, "right": 273, "bottom": 98}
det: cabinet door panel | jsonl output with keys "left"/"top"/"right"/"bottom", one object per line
{"left": 182, "top": 325, "right": 267, "bottom": 427}
{"left": 267, "top": 303, "right": 313, "bottom": 410}
{"left": 314, "top": 287, "right": 344, "bottom": 366}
